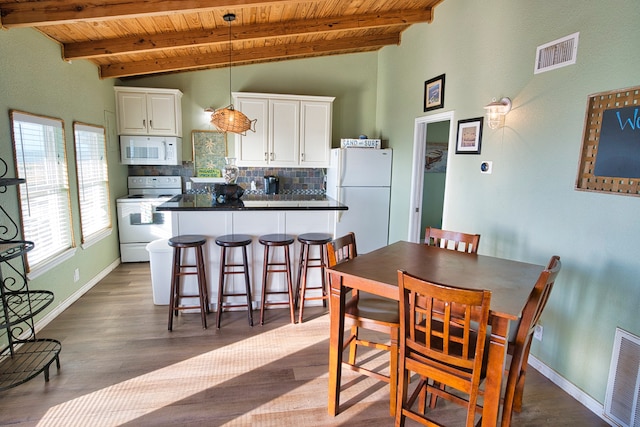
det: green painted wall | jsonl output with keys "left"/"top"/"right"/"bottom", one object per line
{"left": 0, "top": 28, "right": 125, "bottom": 316}
{"left": 2, "top": 0, "right": 638, "bottom": 409}
{"left": 378, "top": 0, "right": 640, "bottom": 404}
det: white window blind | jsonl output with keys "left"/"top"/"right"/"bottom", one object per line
{"left": 73, "top": 123, "right": 111, "bottom": 243}
{"left": 10, "top": 111, "right": 74, "bottom": 269}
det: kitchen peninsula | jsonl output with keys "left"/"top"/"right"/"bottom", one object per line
{"left": 156, "top": 193, "right": 347, "bottom": 310}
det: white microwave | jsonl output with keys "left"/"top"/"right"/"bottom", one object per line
{"left": 120, "top": 135, "right": 182, "bottom": 165}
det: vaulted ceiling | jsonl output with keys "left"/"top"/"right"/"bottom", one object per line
{"left": 0, "top": 0, "right": 445, "bottom": 79}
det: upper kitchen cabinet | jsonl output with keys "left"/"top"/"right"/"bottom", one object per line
{"left": 299, "top": 100, "right": 333, "bottom": 167}
{"left": 114, "top": 87, "right": 183, "bottom": 136}
{"left": 233, "top": 92, "right": 334, "bottom": 168}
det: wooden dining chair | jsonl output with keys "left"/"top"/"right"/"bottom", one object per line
{"left": 395, "top": 269, "right": 492, "bottom": 427}
{"left": 501, "top": 255, "right": 561, "bottom": 426}
{"left": 423, "top": 227, "right": 482, "bottom": 412}
{"left": 326, "top": 232, "right": 400, "bottom": 416}
{"left": 424, "top": 227, "right": 480, "bottom": 254}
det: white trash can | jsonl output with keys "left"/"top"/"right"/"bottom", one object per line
{"left": 146, "top": 238, "right": 173, "bottom": 305}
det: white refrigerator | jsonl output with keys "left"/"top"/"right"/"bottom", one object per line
{"left": 326, "top": 148, "right": 393, "bottom": 254}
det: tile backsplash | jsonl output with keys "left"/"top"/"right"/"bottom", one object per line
{"left": 128, "top": 163, "right": 326, "bottom": 194}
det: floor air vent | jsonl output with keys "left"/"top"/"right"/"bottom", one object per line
{"left": 605, "top": 328, "right": 640, "bottom": 427}
{"left": 534, "top": 32, "right": 579, "bottom": 74}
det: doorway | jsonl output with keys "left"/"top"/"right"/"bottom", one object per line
{"left": 407, "top": 111, "right": 456, "bottom": 243}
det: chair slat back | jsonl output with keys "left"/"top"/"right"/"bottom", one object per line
{"left": 514, "top": 255, "right": 561, "bottom": 350}
{"left": 327, "top": 232, "right": 357, "bottom": 267}
{"left": 502, "top": 255, "right": 561, "bottom": 426}
{"left": 425, "top": 227, "right": 481, "bottom": 254}
{"left": 398, "top": 269, "right": 491, "bottom": 377}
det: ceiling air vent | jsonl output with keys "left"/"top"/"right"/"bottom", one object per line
{"left": 605, "top": 328, "right": 640, "bottom": 427}
{"left": 534, "top": 32, "right": 579, "bottom": 74}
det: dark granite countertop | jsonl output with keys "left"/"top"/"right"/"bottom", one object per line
{"left": 156, "top": 194, "right": 348, "bottom": 211}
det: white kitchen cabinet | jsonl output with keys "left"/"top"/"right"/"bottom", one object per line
{"left": 114, "top": 86, "right": 183, "bottom": 136}
{"left": 233, "top": 92, "right": 334, "bottom": 168}
{"left": 234, "top": 97, "right": 269, "bottom": 164}
{"left": 269, "top": 99, "right": 299, "bottom": 167}
{"left": 300, "top": 100, "right": 332, "bottom": 167}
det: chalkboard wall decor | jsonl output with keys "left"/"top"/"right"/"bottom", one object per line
{"left": 576, "top": 86, "right": 640, "bottom": 196}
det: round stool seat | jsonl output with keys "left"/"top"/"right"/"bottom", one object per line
{"left": 169, "top": 234, "right": 207, "bottom": 248}
{"left": 259, "top": 233, "right": 295, "bottom": 246}
{"left": 298, "top": 232, "right": 332, "bottom": 245}
{"left": 215, "top": 234, "right": 252, "bottom": 247}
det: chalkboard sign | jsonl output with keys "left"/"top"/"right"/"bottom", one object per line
{"left": 593, "top": 106, "right": 640, "bottom": 178}
{"left": 576, "top": 86, "right": 640, "bottom": 196}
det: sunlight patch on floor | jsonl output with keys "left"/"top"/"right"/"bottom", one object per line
{"left": 37, "top": 316, "right": 330, "bottom": 427}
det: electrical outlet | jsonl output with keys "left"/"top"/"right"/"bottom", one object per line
{"left": 74, "top": 268, "right": 80, "bottom": 282}
{"left": 533, "top": 324, "right": 543, "bottom": 341}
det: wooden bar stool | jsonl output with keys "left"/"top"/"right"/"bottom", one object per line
{"left": 215, "top": 234, "right": 254, "bottom": 328}
{"left": 295, "top": 232, "right": 332, "bottom": 323}
{"left": 259, "top": 233, "right": 296, "bottom": 325}
{"left": 168, "top": 234, "right": 210, "bottom": 330}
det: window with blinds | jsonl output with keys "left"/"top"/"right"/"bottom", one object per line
{"left": 73, "top": 122, "right": 112, "bottom": 244}
{"left": 10, "top": 111, "right": 74, "bottom": 270}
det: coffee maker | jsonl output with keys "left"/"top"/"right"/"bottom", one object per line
{"left": 263, "top": 176, "right": 279, "bottom": 194}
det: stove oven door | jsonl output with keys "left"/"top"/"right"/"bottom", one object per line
{"left": 117, "top": 199, "right": 172, "bottom": 261}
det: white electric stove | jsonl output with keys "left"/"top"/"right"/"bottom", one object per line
{"left": 116, "top": 176, "right": 182, "bottom": 262}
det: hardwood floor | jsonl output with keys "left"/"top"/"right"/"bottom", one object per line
{"left": 0, "top": 263, "right": 608, "bottom": 426}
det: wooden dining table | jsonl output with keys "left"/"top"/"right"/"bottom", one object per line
{"left": 326, "top": 241, "right": 545, "bottom": 426}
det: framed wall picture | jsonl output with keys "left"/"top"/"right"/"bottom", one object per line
{"left": 424, "top": 74, "right": 445, "bottom": 112}
{"left": 575, "top": 85, "right": 640, "bottom": 196}
{"left": 192, "top": 130, "right": 227, "bottom": 177}
{"left": 425, "top": 142, "right": 448, "bottom": 173}
{"left": 455, "top": 117, "right": 484, "bottom": 154}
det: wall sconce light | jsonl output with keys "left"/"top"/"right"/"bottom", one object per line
{"left": 483, "top": 97, "right": 512, "bottom": 129}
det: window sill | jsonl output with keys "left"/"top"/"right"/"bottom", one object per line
{"left": 27, "top": 247, "right": 77, "bottom": 280}
{"left": 81, "top": 228, "right": 113, "bottom": 250}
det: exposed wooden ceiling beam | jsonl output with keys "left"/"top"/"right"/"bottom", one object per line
{"left": 100, "top": 33, "right": 400, "bottom": 79}
{"left": 0, "top": 0, "right": 310, "bottom": 27}
{"left": 64, "top": 9, "right": 430, "bottom": 60}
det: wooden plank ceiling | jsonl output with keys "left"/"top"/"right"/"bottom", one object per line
{"left": 0, "top": 0, "right": 445, "bottom": 79}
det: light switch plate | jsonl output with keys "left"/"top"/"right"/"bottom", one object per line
{"left": 480, "top": 161, "right": 492, "bottom": 174}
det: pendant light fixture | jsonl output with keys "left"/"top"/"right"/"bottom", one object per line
{"left": 208, "top": 13, "right": 256, "bottom": 135}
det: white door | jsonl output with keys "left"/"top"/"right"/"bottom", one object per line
{"left": 408, "top": 111, "right": 455, "bottom": 242}
{"left": 335, "top": 186, "right": 390, "bottom": 254}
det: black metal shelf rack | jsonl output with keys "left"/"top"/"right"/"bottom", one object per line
{"left": 0, "top": 159, "right": 62, "bottom": 391}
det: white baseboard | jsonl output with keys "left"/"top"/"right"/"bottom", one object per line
{"left": 528, "top": 355, "right": 615, "bottom": 426}
{"left": 34, "top": 258, "right": 121, "bottom": 332}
